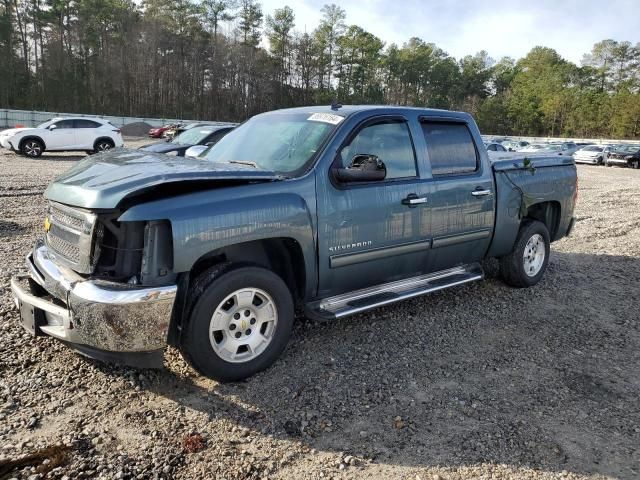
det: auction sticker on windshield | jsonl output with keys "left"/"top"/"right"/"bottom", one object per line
{"left": 307, "top": 113, "right": 344, "bottom": 125}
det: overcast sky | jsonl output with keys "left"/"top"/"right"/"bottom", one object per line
{"left": 259, "top": 0, "right": 639, "bottom": 64}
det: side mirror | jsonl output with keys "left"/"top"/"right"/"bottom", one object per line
{"left": 334, "top": 154, "right": 386, "bottom": 183}
{"left": 185, "top": 145, "right": 208, "bottom": 158}
{"left": 48, "top": 124, "right": 57, "bottom": 130}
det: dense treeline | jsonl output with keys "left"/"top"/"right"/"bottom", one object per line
{"left": 1, "top": 0, "right": 640, "bottom": 138}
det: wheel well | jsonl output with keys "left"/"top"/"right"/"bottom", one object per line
{"left": 190, "top": 238, "right": 306, "bottom": 304}
{"left": 524, "top": 201, "right": 561, "bottom": 240}
{"left": 94, "top": 137, "right": 115, "bottom": 148}
{"left": 19, "top": 136, "right": 45, "bottom": 151}
{"left": 168, "top": 238, "right": 306, "bottom": 346}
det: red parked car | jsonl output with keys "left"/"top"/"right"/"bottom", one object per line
{"left": 148, "top": 124, "right": 177, "bottom": 138}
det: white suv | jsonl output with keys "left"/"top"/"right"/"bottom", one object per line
{"left": 0, "top": 117, "right": 124, "bottom": 158}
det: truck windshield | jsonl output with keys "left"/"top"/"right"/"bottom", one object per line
{"left": 201, "top": 112, "right": 339, "bottom": 173}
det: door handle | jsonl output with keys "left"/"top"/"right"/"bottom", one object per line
{"left": 402, "top": 194, "right": 427, "bottom": 206}
{"left": 471, "top": 189, "right": 492, "bottom": 197}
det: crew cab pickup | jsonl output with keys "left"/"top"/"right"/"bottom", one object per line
{"left": 10, "top": 106, "right": 577, "bottom": 381}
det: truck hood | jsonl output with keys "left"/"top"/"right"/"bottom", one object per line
{"left": 44, "top": 148, "right": 283, "bottom": 209}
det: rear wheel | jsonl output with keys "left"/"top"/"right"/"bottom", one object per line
{"left": 499, "top": 220, "right": 551, "bottom": 288}
{"left": 631, "top": 159, "right": 640, "bottom": 170}
{"left": 181, "top": 265, "right": 294, "bottom": 382}
{"left": 93, "top": 139, "right": 114, "bottom": 153}
{"left": 20, "top": 139, "right": 44, "bottom": 158}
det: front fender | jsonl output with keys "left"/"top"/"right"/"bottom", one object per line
{"left": 118, "top": 180, "right": 317, "bottom": 297}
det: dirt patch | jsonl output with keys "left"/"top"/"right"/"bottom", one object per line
{"left": 0, "top": 157, "right": 639, "bottom": 479}
{"left": 120, "top": 121, "right": 152, "bottom": 136}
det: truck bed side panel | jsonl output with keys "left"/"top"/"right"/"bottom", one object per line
{"left": 488, "top": 161, "right": 577, "bottom": 258}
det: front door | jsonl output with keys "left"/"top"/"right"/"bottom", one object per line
{"left": 316, "top": 117, "right": 431, "bottom": 297}
{"left": 46, "top": 119, "right": 76, "bottom": 150}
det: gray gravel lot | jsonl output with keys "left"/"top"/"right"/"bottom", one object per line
{"left": 0, "top": 141, "right": 639, "bottom": 479}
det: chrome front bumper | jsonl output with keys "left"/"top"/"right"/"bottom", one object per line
{"left": 10, "top": 244, "right": 177, "bottom": 367}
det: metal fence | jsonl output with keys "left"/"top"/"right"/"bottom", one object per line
{"left": 2, "top": 108, "right": 638, "bottom": 145}
{"left": 0, "top": 108, "right": 203, "bottom": 129}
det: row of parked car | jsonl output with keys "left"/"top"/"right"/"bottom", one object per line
{"left": 484, "top": 138, "right": 640, "bottom": 169}
{"left": 0, "top": 117, "right": 237, "bottom": 158}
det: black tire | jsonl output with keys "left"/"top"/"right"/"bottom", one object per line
{"left": 631, "top": 159, "right": 640, "bottom": 170}
{"left": 606, "top": 161, "right": 612, "bottom": 167}
{"left": 20, "top": 138, "right": 44, "bottom": 158}
{"left": 499, "top": 220, "right": 551, "bottom": 288}
{"left": 181, "top": 264, "right": 294, "bottom": 382}
{"left": 93, "top": 139, "right": 114, "bottom": 153}
{"left": 597, "top": 156, "right": 603, "bottom": 166}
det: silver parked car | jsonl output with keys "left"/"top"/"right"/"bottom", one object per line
{"left": 573, "top": 144, "right": 615, "bottom": 165}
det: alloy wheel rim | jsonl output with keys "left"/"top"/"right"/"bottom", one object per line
{"left": 25, "top": 142, "right": 41, "bottom": 156}
{"left": 523, "top": 234, "right": 545, "bottom": 277}
{"left": 98, "top": 142, "right": 111, "bottom": 151}
{"left": 209, "top": 288, "right": 278, "bottom": 363}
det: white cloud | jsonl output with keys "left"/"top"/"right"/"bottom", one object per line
{"left": 258, "top": 0, "right": 640, "bottom": 63}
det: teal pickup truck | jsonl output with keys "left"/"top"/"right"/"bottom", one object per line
{"left": 11, "top": 105, "right": 577, "bottom": 381}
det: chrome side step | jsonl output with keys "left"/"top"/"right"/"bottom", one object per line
{"left": 306, "top": 263, "right": 484, "bottom": 321}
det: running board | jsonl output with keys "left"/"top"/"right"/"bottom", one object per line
{"left": 306, "top": 263, "right": 484, "bottom": 321}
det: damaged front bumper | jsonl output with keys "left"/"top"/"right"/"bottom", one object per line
{"left": 10, "top": 243, "right": 177, "bottom": 368}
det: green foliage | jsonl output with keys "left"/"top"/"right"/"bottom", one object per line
{"left": 2, "top": 0, "right": 639, "bottom": 138}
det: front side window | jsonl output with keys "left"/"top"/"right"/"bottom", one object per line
{"left": 53, "top": 120, "right": 75, "bottom": 129}
{"left": 339, "top": 120, "right": 416, "bottom": 179}
{"left": 202, "top": 113, "right": 337, "bottom": 174}
{"left": 422, "top": 121, "right": 478, "bottom": 176}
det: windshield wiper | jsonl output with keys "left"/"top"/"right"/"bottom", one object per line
{"left": 228, "top": 160, "right": 260, "bottom": 168}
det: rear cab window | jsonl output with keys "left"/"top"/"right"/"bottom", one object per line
{"left": 420, "top": 121, "right": 479, "bottom": 176}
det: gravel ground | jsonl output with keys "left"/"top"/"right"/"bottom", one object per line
{"left": 0, "top": 143, "right": 638, "bottom": 480}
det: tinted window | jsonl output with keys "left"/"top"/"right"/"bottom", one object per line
{"left": 74, "top": 119, "right": 101, "bottom": 128}
{"left": 487, "top": 144, "right": 496, "bottom": 151}
{"left": 54, "top": 120, "right": 75, "bottom": 129}
{"left": 340, "top": 120, "right": 416, "bottom": 179}
{"left": 421, "top": 122, "right": 478, "bottom": 176}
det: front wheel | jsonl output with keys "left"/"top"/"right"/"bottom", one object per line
{"left": 21, "top": 139, "right": 44, "bottom": 158}
{"left": 631, "top": 159, "right": 640, "bottom": 170}
{"left": 499, "top": 220, "right": 551, "bottom": 288}
{"left": 181, "top": 265, "right": 294, "bottom": 382}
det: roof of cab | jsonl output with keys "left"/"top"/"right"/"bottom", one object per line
{"left": 263, "top": 104, "right": 472, "bottom": 121}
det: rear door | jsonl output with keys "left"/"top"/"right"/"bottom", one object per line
{"left": 74, "top": 119, "right": 103, "bottom": 149}
{"left": 420, "top": 119, "right": 495, "bottom": 272}
{"left": 46, "top": 119, "right": 76, "bottom": 150}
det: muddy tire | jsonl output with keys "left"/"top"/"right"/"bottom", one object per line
{"left": 181, "top": 264, "right": 294, "bottom": 382}
{"left": 499, "top": 220, "right": 551, "bottom": 288}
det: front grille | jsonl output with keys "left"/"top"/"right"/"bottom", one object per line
{"left": 45, "top": 202, "right": 97, "bottom": 274}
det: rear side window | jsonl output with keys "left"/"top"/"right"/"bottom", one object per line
{"left": 74, "top": 119, "right": 101, "bottom": 128}
{"left": 421, "top": 121, "right": 478, "bottom": 176}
